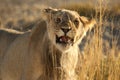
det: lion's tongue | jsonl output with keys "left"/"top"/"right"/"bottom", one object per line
{"left": 60, "top": 36, "right": 69, "bottom": 42}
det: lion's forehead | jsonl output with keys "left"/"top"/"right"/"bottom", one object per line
{"left": 55, "top": 10, "right": 79, "bottom": 20}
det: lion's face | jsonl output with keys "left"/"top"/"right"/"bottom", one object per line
{"left": 42, "top": 8, "right": 96, "bottom": 51}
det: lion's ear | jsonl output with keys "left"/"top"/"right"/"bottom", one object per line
{"left": 41, "top": 7, "right": 57, "bottom": 21}
{"left": 43, "top": 7, "right": 55, "bottom": 13}
{"left": 80, "top": 16, "right": 96, "bottom": 32}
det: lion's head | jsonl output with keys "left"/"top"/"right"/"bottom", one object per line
{"left": 42, "top": 7, "right": 96, "bottom": 51}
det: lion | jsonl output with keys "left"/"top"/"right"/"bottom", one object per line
{"left": 0, "top": 8, "right": 96, "bottom": 80}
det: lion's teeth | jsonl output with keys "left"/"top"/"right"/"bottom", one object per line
{"left": 60, "top": 38, "right": 62, "bottom": 42}
{"left": 68, "top": 39, "right": 70, "bottom": 42}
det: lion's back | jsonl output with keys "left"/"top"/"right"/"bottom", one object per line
{"left": 0, "top": 28, "right": 25, "bottom": 59}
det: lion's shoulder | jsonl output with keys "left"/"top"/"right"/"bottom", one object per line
{"left": 30, "top": 20, "right": 47, "bottom": 44}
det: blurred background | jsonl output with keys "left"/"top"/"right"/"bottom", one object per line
{"left": 0, "top": 0, "right": 120, "bottom": 29}
{"left": 0, "top": 0, "right": 120, "bottom": 80}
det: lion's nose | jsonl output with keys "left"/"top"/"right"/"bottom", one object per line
{"left": 61, "top": 28, "right": 71, "bottom": 34}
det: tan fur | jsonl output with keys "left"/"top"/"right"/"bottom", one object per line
{"left": 0, "top": 28, "right": 24, "bottom": 60}
{"left": 0, "top": 8, "right": 96, "bottom": 80}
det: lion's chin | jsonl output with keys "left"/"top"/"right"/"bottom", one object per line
{"left": 55, "top": 43, "right": 72, "bottom": 52}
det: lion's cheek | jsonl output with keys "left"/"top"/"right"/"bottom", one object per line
{"left": 55, "top": 30, "right": 64, "bottom": 37}
{"left": 72, "top": 31, "right": 83, "bottom": 44}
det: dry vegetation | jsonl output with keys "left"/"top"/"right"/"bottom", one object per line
{"left": 0, "top": 0, "right": 120, "bottom": 80}
{"left": 69, "top": 1, "right": 120, "bottom": 80}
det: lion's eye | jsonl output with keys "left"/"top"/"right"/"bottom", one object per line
{"left": 74, "top": 19, "right": 79, "bottom": 26}
{"left": 55, "top": 18, "right": 61, "bottom": 24}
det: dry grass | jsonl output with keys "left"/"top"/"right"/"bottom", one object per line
{"left": 77, "top": 34, "right": 120, "bottom": 80}
{"left": 61, "top": 3, "right": 120, "bottom": 21}
{"left": 0, "top": 0, "right": 120, "bottom": 80}
{"left": 62, "top": 1, "right": 120, "bottom": 80}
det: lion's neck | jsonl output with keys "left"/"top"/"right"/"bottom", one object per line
{"left": 48, "top": 43, "right": 79, "bottom": 80}
{"left": 60, "top": 45, "right": 79, "bottom": 80}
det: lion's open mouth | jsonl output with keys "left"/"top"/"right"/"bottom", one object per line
{"left": 56, "top": 35, "right": 74, "bottom": 45}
